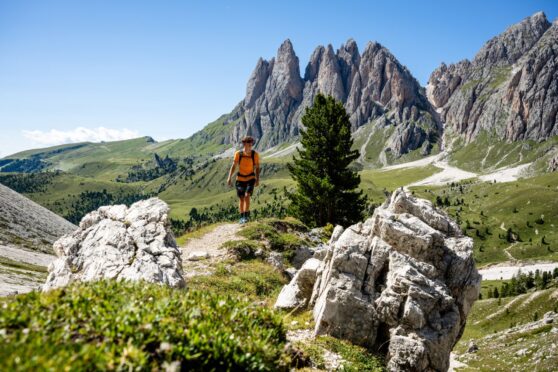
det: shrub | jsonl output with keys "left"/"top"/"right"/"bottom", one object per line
{"left": 0, "top": 280, "right": 289, "bottom": 371}
{"left": 238, "top": 221, "right": 307, "bottom": 253}
{"left": 221, "top": 239, "right": 265, "bottom": 260}
{"left": 323, "top": 223, "right": 334, "bottom": 239}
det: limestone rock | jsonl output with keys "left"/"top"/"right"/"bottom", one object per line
{"left": 274, "top": 258, "right": 321, "bottom": 310}
{"left": 266, "top": 251, "right": 284, "bottom": 271}
{"left": 292, "top": 245, "right": 314, "bottom": 269}
{"left": 186, "top": 251, "right": 210, "bottom": 261}
{"left": 43, "top": 198, "right": 185, "bottom": 291}
{"left": 548, "top": 155, "right": 558, "bottom": 172}
{"left": 277, "top": 190, "right": 480, "bottom": 371}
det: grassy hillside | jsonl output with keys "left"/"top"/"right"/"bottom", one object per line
{"left": 453, "top": 283, "right": 558, "bottom": 371}
{"left": 2, "top": 126, "right": 558, "bottom": 268}
{"left": 411, "top": 173, "right": 558, "bottom": 267}
{"left": 448, "top": 131, "right": 558, "bottom": 174}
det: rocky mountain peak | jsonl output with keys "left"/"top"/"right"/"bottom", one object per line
{"left": 245, "top": 57, "right": 272, "bottom": 108}
{"left": 428, "top": 11, "right": 557, "bottom": 144}
{"left": 270, "top": 39, "right": 303, "bottom": 100}
{"left": 473, "top": 11, "right": 550, "bottom": 68}
{"left": 231, "top": 39, "right": 439, "bottom": 158}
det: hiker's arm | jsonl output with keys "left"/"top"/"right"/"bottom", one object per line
{"left": 227, "top": 162, "right": 237, "bottom": 186}
{"left": 255, "top": 161, "right": 261, "bottom": 187}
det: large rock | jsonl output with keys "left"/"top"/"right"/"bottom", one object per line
{"left": 275, "top": 258, "right": 321, "bottom": 310}
{"left": 277, "top": 190, "right": 480, "bottom": 371}
{"left": 43, "top": 198, "right": 185, "bottom": 291}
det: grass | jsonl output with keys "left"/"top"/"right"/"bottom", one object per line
{"left": 0, "top": 280, "right": 290, "bottom": 371}
{"left": 294, "top": 335, "right": 385, "bottom": 371}
{"left": 221, "top": 240, "right": 266, "bottom": 260}
{"left": 449, "top": 131, "right": 558, "bottom": 173}
{"left": 187, "top": 260, "right": 287, "bottom": 306}
{"left": 0, "top": 257, "right": 47, "bottom": 273}
{"left": 411, "top": 172, "right": 558, "bottom": 266}
{"left": 453, "top": 285, "right": 558, "bottom": 371}
{"left": 233, "top": 218, "right": 312, "bottom": 263}
{"left": 458, "top": 286, "right": 558, "bottom": 343}
{"left": 360, "top": 165, "right": 441, "bottom": 204}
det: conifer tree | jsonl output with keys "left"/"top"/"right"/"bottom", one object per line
{"left": 287, "top": 94, "right": 366, "bottom": 227}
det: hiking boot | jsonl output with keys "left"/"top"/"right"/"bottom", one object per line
{"left": 239, "top": 217, "right": 247, "bottom": 224}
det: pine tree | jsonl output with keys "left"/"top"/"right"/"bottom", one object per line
{"left": 287, "top": 93, "right": 366, "bottom": 227}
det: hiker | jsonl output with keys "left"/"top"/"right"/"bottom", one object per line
{"left": 227, "top": 136, "right": 260, "bottom": 224}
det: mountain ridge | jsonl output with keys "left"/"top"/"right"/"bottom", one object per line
{"left": 3, "top": 11, "right": 557, "bottom": 171}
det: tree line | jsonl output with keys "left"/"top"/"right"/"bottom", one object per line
{"left": 486, "top": 268, "right": 558, "bottom": 299}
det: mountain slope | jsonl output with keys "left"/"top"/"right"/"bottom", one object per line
{"left": 0, "top": 183, "right": 76, "bottom": 253}
{"left": 428, "top": 12, "right": 558, "bottom": 170}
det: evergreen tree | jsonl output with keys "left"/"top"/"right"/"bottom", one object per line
{"left": 287, "top": 94, "right": 366, "bottom": 227}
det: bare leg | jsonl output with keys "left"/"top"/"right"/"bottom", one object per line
{"left": 244, "top": 194, "right": 251, "bottom": 212}
{"left": 239, "top": 197, "right": 245, "bottom": 213}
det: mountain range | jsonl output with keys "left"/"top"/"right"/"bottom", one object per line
{"left": 2, "top": 11, "right": 557, "bottom": 173}
{"left": 221, "top": 11, "right": 558, "bottom": 165}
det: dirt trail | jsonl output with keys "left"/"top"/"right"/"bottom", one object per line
{"left": 180, "top": 223, "right": 243, "bottom": 277}
{"left": 504, "top": 243, "right": 517, "bottom": 261}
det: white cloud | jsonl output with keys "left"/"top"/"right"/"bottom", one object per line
{"left": 22, "top": 127, "right": 140, "bottom": 146}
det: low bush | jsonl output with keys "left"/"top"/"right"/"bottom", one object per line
{"left": 221, "top": 239, "right": 265, "bottom": 260}
{"left": 188, "top": 260, "right": 287, "bottom": 304}
{"left": 0, "top": 280, "right": 290, "bottom": 371}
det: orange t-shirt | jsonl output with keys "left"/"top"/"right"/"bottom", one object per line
{"left": 234, "top": 150, "right": 259, "bottom": 181}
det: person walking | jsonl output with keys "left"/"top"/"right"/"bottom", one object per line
{"left": 227, "top": 136, "right": 260, "bottom": 224}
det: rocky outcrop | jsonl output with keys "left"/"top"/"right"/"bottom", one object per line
{"left": 428, "top": 12, "right": 557, "bottom": 143}
{"left": 549, "top": 152, "right": 558, "bottom": 172}
{"left": 275, "top": 258, "right": 321, "bottom": 310}
{"left": 276, "top": 190, "right": 480, "bottom": 371}
{"left": 43, "top": 198, "right": 185, "bottom": 291}
{"left": 227, "top": 39, "right": 439, "bottom": 158}
{"left": 231, "top": 40, "right": 304, "bottom": 150}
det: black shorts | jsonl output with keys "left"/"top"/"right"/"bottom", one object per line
{"left": 235, "top": 179, "right": 255, "bottom": 197}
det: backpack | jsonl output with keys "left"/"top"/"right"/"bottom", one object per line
{"left": 237, "top": 150, "right": 257, "bottom": 177}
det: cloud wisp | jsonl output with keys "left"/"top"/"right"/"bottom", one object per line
{"left": 22, "top": 127, "right": 140, "bottom": 146}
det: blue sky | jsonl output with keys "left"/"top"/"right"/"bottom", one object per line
{"left": 0, "top": 0, "right": 556, "bottom": 157}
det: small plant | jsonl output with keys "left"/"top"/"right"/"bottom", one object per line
{"left": 221, "top": 239, "right": 264, "bottom": 260}
{"left": 0, "top": 280, "right": 290, "bottom": 371}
